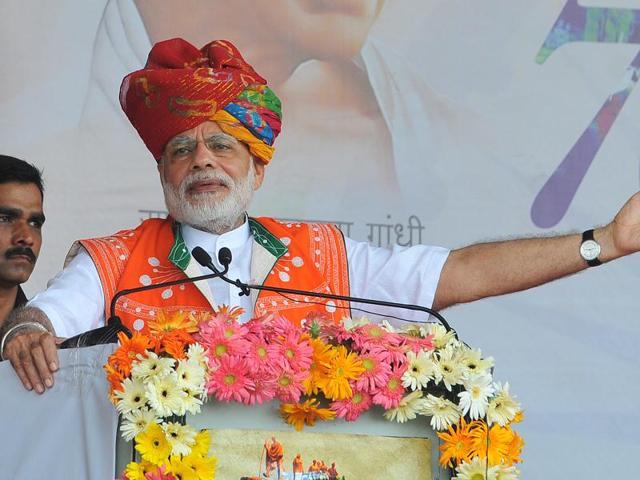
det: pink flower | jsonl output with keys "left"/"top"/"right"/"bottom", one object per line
{"left": 198, "top": 321, "right": 250, "bottom": 360}
{"left": 144, "top": 466, "right": 176, "bottom": 480}
{"left": 302, "top": 311, "right": 346, "bottom": 341}
{"left": 273, "top": 366, "right": 307, "bottom": 403}
{"left": 269, "top": 331, "right": 313, "bottom": 372}
{"left": 244, "top": 333, "right": 277, "bottom": 374}
{"left": 354, "top": 350, "right": 392, "bottom": 392}
{"left": 366, "top": 343, "right": 410, "bottom": 367}
{"left": 246, "top": 373, "right": 277, "bottom": 405}
{"left": 254, "top": 312, "right": 296, "bottom": 337}
{"left": 207, "top": 355, "right": 254, "bottom": 403}
{"left": 403, "top": 335, "right": 434, "bottom": 354}
{"left": 351, "top": 324, "right": 403, "bottom": 350}
{"left": 371, "top": 365, "right": 407, "bottom": 409}
{"left": 331, "top": 388, "right": 373, "bottom": 422}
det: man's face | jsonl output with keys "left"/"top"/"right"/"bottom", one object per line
{"left": 158, "top": 121, "right": 265, "bottom": 233}
{"left": 0, "top": 182, "right": 44, "bottom": 288}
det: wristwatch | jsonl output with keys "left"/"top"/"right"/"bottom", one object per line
{"left": 580, "top": 229, "right": 602, "bottom": 267}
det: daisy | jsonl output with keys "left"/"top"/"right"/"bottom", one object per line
{"left": 186, "top": 343, "right": 208, "bottom": 368}
{"left": 170, "top": 450, "right": 217, "bottom": 480}
{"left": 145, "top": 373, "right": 188, "bottom": 417}
{"left": 384, "top": 390, "right": 427, "bottom": 423}
{"left": 198, "top": 322, "right": 250, "bottom": 360}
{"left": 433, "top": 346, "right": 464, "bottom": 391}
{"left": 366, "top": 342, "right": 410, "bottom": 367}
{"left": 280, "top": 398, "right": 336, "bottom": 431}
{"left": 162, "top": 422, "right": 197, "bottom": 456}
{"left": 486, "top": 382, "right": 520, "bottom": 426}
{"left": 108, "top": 331, "right": 151, "bottom": 377}
{"left": 421, "top": 394, "right": 462, "bottom": 431}
{"left": 403, "top": 334, "right": 435, "bottom": 354}
{"left": 353, "top": 349, "right": 391, "bottom": 392}
{"left": 317, "top": 345, "right": 364, "bottom": 401}
{"left": 244, "top": 334, "right": 275, "bottom": 374}
{"left": 303, "top": 338, "right": 336, "bottom": 395}
{"left": 120, "top": 407, "right": 161, "bottom": 442}
{"left": 246, "top": 374, "right": 277, "bottom": 405}
{"left": 132, "top": 351, "right": 176, "bottom": 380}
{"left": 371, "top": 365, "right": 407, "bottom": 409}
{"left": 401, "top": 350, "right": 434, "bottom": 390}
{"left": 459, "top": 348, "right": 494, "bottom": 377}
{"left": 330, "top": 388, "right": 373, "bottom": 421}
{"left": 189, "top": 430, "right": 212, "bottom": 458}
{"left": 135, "top": 423, "right": 172, "bottom": 465}
{"left": 206, "top": 355, "right": 253, "bottom": 403}
{"left": 459, "top": 372, "right": 495, "bottom": 420}
{"left": 175, "top": 360, "right": 206, "bottom": 392}
{"left": 469, "top": 422, "right": 514, "bottom": 466}
{"left": 420, "top": 323, "right": 456, "bottom": 349}
{"left": 176, "top": 387, "right": 205, "bottom": 416}
{"left": 505, "top": 430, "right": 524, "bottom": 465}
{"left": 453, "top": 457, "right": 498, "bottom": 480}
{"left": 114, "top": 377, "right": 147, "bottom": 414}
{"left": 496, "top": 463, "right": 520, "bottom": 480}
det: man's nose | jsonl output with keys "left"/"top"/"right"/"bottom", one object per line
{"left": 12, "top": 222, "right": 34, "bottom": 246}
{"left": 191, "top": 141, "right": 220, "bottom": 170}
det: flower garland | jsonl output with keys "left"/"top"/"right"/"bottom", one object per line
{"left": 105, "top": 307, "right": 524, "bottom": 480}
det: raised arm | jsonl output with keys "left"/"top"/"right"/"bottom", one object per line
{"left": 432, "top": 192, "right": 640, "bottom": 310}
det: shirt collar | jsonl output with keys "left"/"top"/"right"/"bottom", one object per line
{"left": 180, "top": 217, "right": 251, "bottom": 261}
{"left": 14, "top": 286, "right": 28, "bottom": 309}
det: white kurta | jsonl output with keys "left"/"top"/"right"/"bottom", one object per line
{"left": 29, "top": 220, "right": 449, "bottom": 338}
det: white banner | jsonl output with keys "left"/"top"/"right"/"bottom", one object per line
{"left": 2, "top": 1, "right": 640, "bottom": 477}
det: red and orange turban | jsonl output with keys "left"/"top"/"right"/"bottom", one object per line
{"left": 120, "top": 38, "right": 282, "bottom": 164}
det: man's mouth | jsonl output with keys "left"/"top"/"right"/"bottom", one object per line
{"left": 187, "top": 179, "right": 229, "bottom": 194}
{"left": 5, "top": 248, "right": 36, "bottom": 264}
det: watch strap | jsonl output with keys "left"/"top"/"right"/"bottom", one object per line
{"left": 582, "top": 229, "right": 602, "bottom": 267}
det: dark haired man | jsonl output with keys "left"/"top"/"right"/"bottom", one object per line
{"left": 0, "top": 155, "right": 45, "bottom": 326}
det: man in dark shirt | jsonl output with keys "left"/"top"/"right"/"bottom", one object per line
{"left": 0, "top": 156, "right": 45, "bottom": 327}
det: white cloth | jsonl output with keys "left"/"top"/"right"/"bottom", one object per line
{"left": 29, "top": 221, "right": 449, "bottom": 338}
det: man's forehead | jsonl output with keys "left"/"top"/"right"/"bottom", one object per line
{"left": 166, "top": 131, "right": 238, "bottom": 145}
{"left": 0, "top": 182, "right": 43, "bottom": 209}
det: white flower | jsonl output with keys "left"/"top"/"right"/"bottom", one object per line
{"left": 401, "top": 350, "right": 434, "bottom": 390}
{"left": 420, "top": 394, "right": 462, "bottom": 431}
{"left": 487, "top": 382, "right": 521, "bottom": 426}
{"left": 420, "top": 323, "right": 456, "bottom": 349}
{"left": 175, "top": 359, "right": 206, "bottom": 392}
{"left": 176, "top": 387, "right": 205, "bottom": 416}
{"left": 453, "top": 457, "right": 499, "bottom": 480}
{"left": 186, "top": 343, "right": 208, "bottom": 369}
{"left": 383, "top": 390, "right": 427, "bottom": 423}
{"left": 114, "top": 377, "right": 147, "bottom": 414}
{"left": 145, "top": 373, "right": 187, "bottom": 417}
{"left": 342, "top": 316, "right": 370, "bottom": 331}
{"left": 162, "top": 422, "right": 197, "bottom": 456}
{"left": 132, "top": 351, "right": 176, "bottom": 380}
{"left": 459, "top": 348, "right": 494, "bottom": 377}
{"left": 458, "top": 372, "right": 495, "bottom": 420}
{"left": 119, "top": 407, "right": 160, "bottom": 441}
{"left": 433, "top": 345, "right": 464, "bottom": 390}
{"left": 496, "top": 463, "right": 520, "bottom": 480}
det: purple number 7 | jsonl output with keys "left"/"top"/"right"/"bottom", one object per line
{"left": 531, "top": 0, "right": 640, "bottom": 228}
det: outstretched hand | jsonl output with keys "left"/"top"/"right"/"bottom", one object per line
{"left": 606, "top": 192, "right": 640, "bottom": 258}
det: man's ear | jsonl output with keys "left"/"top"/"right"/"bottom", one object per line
{"left": 252, "top": 158, "right": 266, "bottom": 190}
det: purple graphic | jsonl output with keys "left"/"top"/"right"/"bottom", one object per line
{"left": 531, "top": 0, "right": 640, "bottom": 228}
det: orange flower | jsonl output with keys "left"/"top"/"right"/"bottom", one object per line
{"left": 104, "top": 363, "right": 125, "bottom": 403}
{"left": 511, "top": 410, "right": 524, "bottom": 424}
{"left": 108, "top": 332, "right": 151, "bottom": 377}
{"left": 161, "top": 330, "right": 195, "bottom": 359}
{"left": 437, "top": 417, "right": 475, "bottom": 468}
{"left": 148, "top": 310, "right": 198, "bottom": 335}
{"left": 505, "top": 430, "right": 524, "bottom": 465}
{"left": 317, "top": 346, "right": 364, "bottom": 401}
{"left": 469, "top": 421, "right": 514, "bottom": 466}
{"left": 280, "top": 398, "right": 336, "bottom": 431}
{"left": 303, "top": 338, "right": 336, "bottom": 396}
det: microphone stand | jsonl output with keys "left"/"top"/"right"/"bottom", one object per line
{"left": 192, "top": 247, "right": 454, "bottom": 333}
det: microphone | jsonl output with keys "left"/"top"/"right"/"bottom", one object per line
{"left": 192, "top": 247, "right": 453, "bottom": 332}
{"left": 59, "top": 248, "right": 231, "bottom": 349}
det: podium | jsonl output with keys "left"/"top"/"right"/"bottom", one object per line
{"left": 0, "top": 345, "right": 450, "bottom": 479}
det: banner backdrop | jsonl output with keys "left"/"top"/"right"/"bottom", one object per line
{"left": 2, "top": 1, "right": 640, "bottom": 477}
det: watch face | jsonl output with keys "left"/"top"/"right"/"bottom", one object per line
{"left": 580, "top": 239, "right": 601, "bottom": 261}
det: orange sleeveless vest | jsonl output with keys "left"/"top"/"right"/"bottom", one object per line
{"left": 79, "top": 217, "right": 350, "bottom": 333}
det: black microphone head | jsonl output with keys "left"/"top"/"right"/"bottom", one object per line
{"left": 192, "top": 246, "right": 213, "bottom": 267}
{"left": 218, "top": 247, "right": 232, "bottom": 267}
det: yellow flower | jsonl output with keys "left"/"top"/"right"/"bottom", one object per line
{"left": 124, "top": 460, "right": 156, "bottom": 480}
{"left": 317, "top": 346, "right": 364, "bottom": 401}
{"left": 505, "top": 430, "right": 524, "bottom": 465}
{"left": 148, "top": 310, "right": 198, "bottom": 334}
{"left": 135, "top": 423, "right": 172, "bottom": 465}
{"left": 190, "top": 430, "right": 212, "bottom": 458}
{"left": 469, "top": 421, "right": 513, "bottom": 466}
{"left": 437, "top": 417, "right": 475, "bottom": 468}
{"left": 281, "top": 398, "right": 336, "bottom": 431}
{"left": 303, "top": 338, "right": 335, "bottom": 395}
{"left": 169, "top": 452, "right": 217, "bottom": 480}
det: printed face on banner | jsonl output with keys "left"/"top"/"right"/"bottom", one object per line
{"left": 0, "top": 182, "right": 44, "bottom": 287}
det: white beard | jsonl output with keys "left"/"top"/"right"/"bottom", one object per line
{"left": 162, "top": 165, "right": 256, "bottom": 234}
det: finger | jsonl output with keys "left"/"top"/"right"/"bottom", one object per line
{"left": 54, "top": 336, "right": 66, "bottom": 346}
{"left": 18, "top": 348, "right": 45, "bottom": 394}
{"left": 41, "top": 333, "right": 60, "bottom": 372}
{"left": 8, "top": 353, "right": 33, "bottom": 391}
{"left": 30, "top": 341, "right": 54, "bottom": 390}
